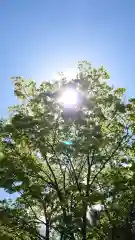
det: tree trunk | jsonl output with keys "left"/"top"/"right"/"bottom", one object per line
{"left": 45, "top": 218, "right": 50, "bottom": 240}
{"left": 82, "top": 213, "right": 87, "bottom": 240}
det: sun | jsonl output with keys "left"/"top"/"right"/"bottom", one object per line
{"left": 58, "top": 88, "right": 78, "bottom": 107}
{"left": 53, "top": 66, "right": 79, "bottom": 107}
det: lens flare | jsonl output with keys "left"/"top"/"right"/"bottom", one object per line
{"left": 62, "top": 140, "right": 73, "bottom": 145}
{"left": 58, "top": 88, "right": 78, "bottom": 107}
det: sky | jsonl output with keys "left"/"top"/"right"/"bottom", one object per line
{"left": 0, "top": 0, "right": 134, "bottom": 198}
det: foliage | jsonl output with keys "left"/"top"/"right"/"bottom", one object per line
{"left": 0, "top": 61, "right": 135, "bottom": 239}
{"left": 0, "top": 199, "right": 40, "bottom": 239}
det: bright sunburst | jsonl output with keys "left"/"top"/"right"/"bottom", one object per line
{"left": 58, "top": 88, "right": 78, "bottom": 107}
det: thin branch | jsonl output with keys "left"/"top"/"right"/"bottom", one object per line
{"left": 77, "top": 157, "right": 88, "bottom": 180}
{"left": 89, "top": 133, "right": 128, "bottom": 189}
{"left": 66, "top": 152, "right": 82, "bottom": 194}
{"left": 44, "top": 154, "right": 63, "bottom": 203}
{"left": 86, "top": 150, "right": 95, "bottom": 197}
{"left": 49, "top": 143, "right": 67, "bottom": 192}
{"left": 97, "top": 179, "right": 112, "bottom": 223}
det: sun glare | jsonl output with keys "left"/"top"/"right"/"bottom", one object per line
{"left": 58, "top": 88, "right": 78, "bottom": 107}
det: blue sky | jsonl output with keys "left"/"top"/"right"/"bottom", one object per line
{"left": 0, "top": 0, "right": 134, "bottom": 198}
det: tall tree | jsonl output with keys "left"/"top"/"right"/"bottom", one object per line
{"left": 0, "top": 61, "right": 135, "bottom": 239}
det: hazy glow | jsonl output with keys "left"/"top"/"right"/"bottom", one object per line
{"left": 58, "top": 88, "right": 78, "bottom": 107}
{"left": 63, "top": 68, "right": 78, "bottom": 80}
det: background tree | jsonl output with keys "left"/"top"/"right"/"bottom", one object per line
{"left": 0, "top": 199, "right": 40, "bottom": 240}
{"left": 0, "top": 61, "right": 135, "bottom": 239}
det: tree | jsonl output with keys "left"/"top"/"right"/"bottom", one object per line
{"left": 0, "top": 61, "right": 135, "bottom": 239}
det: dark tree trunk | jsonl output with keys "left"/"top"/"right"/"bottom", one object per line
{"left": 82, "top": 213, "right": 87, "bottom": 240}
{"left": 45, "top": 218, "right": 50, "bottom": 240}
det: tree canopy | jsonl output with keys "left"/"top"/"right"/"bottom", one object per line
{"left": 0, "top": 61, "right": 135, "bottom": 239}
